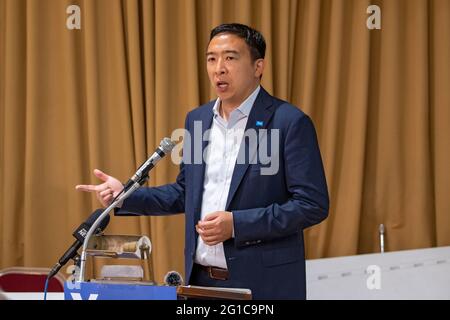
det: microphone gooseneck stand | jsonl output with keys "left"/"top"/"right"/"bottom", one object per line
{"left": 76, "top": 175, "right": 149, "bottom": 283}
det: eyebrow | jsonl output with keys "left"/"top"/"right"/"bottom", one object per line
{"left": 206, "top": 50, "right": 240, "bottom": 56}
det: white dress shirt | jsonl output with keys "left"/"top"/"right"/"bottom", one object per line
{"left": 194, "top": 86, "right": 261, "bottom": 269}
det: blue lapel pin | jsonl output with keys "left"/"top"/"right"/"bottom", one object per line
{"left": 256, "top": 121, "right": 264, "bottom": 127}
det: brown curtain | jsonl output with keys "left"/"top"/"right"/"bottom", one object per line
{"left": 1, "top": 0, "right": 449, "bottom": 283}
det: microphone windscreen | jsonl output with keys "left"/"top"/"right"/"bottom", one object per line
{"left": 164, "top": 270, "right": 184, "bottom": 286}
{"left": 86, "top": 208, "right": 110, "bottom": 231}
{"left": 72, "top": 209, "right": 110, "bottom": 242}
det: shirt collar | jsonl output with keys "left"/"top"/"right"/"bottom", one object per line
{"left": 212, "top": 85, "right": 261, "bottom": 118}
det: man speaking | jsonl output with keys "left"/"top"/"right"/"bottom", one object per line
{"left": 76, "top": 23, "right": 329, "bottom": 299}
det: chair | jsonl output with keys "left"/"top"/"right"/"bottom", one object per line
{"left": 0, "top": 267, "right": 65, "bottom": 292}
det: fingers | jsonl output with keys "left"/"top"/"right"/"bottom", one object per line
{"left": 99, "top": 188, "right": 113, "bottom": 197}
{"left": 76, "top": 169, "right": 116, "bottom": 207}
{"left": 196, "top": 225, "right": 215, "bottom": 237}
{"left": 203, "top": 212, "right": 219, "bottom": 221}
{"left": 196, "top": 223, "right": 225, "bottom": 245}
{"left": 99, "top": 188, "right": 115, "bottom": 205}
{"left": 75, "top": 184, "right": 100, "bottom": 192}
{"left": 201, "top": 234, "right": 221, "bottom": 245}
{"left": 197, "top": 212, "right": 221, "bottom": 231}
{"left": 197, "top": 226, "right": 217, "bottom": 239}
{"left": 198, "top": 221, "right": 215, "bottom": 230}
{"left": 196, "top": 224, "right": 222, "bottom": 240}
{"left": 198, "top": 215, "right": 218, "bottom": 229}
{"left": 75, "top": 169, "right": 110, "bottom": 192}
{"left": 203, "top": 239, "right": 220, "bottom": 246}
{"left": 102, "top": 194, "right": 113, "bottom": 205}
{"left": 197, "top": 211, "right": 233, "bottom": 245}
{"left": 93, "top": 169, "right": 110, "bottom": 182}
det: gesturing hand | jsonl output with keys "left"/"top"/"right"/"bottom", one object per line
{"left": 196, "top": 211, "right": 234, "bottom": 246}
{"left": 75, "top": 169, "right": 123, "bottom": 207}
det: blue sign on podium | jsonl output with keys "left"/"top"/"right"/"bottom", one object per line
{"left": 64, "top": 282, "right": 177, "bottom": 300}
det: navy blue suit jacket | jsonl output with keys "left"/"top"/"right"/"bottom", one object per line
{"left": 116, "top": 87, "right": 329, "bottom": 299}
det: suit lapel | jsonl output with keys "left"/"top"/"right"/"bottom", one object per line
{"left": 192, "top": 104, "right": 214, "bottom": 223}
{"left": 225, "top": 88, "right": 275, "bottom": 210}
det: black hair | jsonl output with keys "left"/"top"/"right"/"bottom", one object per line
{"left": 209, "top": 23, "right": 266, "bottom": 61}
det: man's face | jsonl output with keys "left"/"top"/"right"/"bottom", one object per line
{"left": 206, "top": 33, "right": 264, "bottom": 108}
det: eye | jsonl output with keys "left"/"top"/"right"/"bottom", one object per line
{"left": 207, "top": 57, "right": 215, "bottom": 62}
{"left": 226, "top": 56, "right": 235, "bottom": 61}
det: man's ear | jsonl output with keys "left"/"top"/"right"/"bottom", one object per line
{"left": 255, "top": 59, "right": 265, "bottom": 78}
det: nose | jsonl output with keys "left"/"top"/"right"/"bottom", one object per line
{"left": 214, "top": 58, "right": 226, "bottom": 76}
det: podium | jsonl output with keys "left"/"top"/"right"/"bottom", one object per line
{"left": 67, "top": 233, "right": 252, "bottom": 300}
{"left": 85, "top": 234, "right": 155, "bottom": 283}
{"left": 64, "top": 282, "right": 177, "bottom": 300}
{"left": 64, "top": 282, "right": 252, "bottom": 300}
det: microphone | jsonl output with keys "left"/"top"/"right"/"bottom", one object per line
{"left": 379, "top": 224, "right": 385, "bottom": 253}
{"left": 48, "top": 209, "right": 110, "bottom": 278}
{"left": 123, "top": 137, "right": 176, "bottom": 190}
{"left": 164, "top": 270, "right": 184, "bottom": 286}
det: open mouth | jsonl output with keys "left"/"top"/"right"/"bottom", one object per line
{"left": 216, "top": 80, "right": 229, "bottom": 91}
